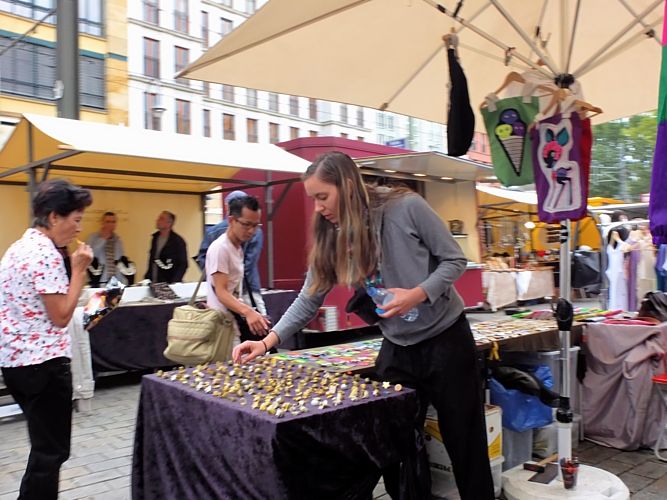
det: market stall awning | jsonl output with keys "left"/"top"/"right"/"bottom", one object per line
{"left": 355, "top": 152, "right": 495, "bottom": 182}
{"left": 0, "top": 114, "right": 310, "bottom": 194}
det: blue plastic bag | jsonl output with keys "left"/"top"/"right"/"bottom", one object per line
{"left": 489, "top": 365, "right": 554, "bottom": 432}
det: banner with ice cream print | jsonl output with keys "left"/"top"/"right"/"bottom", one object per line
{"left": 481, "top": 96, "right": 539, "bottom": 186}
{"left": 530, "top": 112, "right": 592, "bottom": 223}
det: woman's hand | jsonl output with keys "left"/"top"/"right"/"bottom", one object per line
{"left": 378, "top": 287, "right": 427, "bottom": 318}
{"left": 244, "top": 309, "right": 270, "bottom": 336}
{"left": 232, "top": 340, "right": 266, "bottom": 364}
{"left": 71, "top": 242, "right": 93, "bottom": 274}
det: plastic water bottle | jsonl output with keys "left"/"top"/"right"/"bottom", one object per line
{"left": 367, "top": 287, "right": 419, "bottom": 322}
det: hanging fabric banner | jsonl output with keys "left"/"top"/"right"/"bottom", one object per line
{"left": 481, "top": 96, "right": 539, "bottom": 186}
{"left": 446, "top": 47, "right": 475, "bottom": 157}
{"left": 649, "top": 1, "right": 667, "bottom": 245}
{"left": 530, "top": 112, "right": 592, "bottom": 223}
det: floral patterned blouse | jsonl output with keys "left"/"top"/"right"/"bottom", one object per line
{"left": 0, "top": 228, "right": 70, "bottom": 367}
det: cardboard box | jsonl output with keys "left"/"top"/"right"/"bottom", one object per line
{"left": 425, "top": 404, "right": 502, "bottom": 462}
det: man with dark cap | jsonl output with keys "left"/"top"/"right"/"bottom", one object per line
{"left": 196, "top": 191, "right": 266, "bottom": 315}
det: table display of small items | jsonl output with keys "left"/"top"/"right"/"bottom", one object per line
{"left": 155, "top": 355, "right": 403, "bottom": 419}
{"left": 272, "top": 338, "right": 383, "bottom": 373}
{"left": 471, "top": 319, "right": 558, "bottom": 346}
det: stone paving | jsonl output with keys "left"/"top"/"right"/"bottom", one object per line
{"left": 1, "top": 373, "right": 665, "bottom": 499}
{"left": 1, "top": 299, "right": 666, "bottom": 499}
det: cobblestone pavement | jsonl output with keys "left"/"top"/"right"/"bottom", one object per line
{"left": 1, "top": 373, "right": 665, "bottom": 499}
{"left": 1, "top": 301, "right": 666, "bottom": 499}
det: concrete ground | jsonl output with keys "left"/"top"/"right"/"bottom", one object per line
{"left": 0, "top": 299, "right": 665, "bottom": 499}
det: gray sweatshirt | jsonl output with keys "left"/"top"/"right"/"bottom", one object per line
{"left": 273, "top": 193, "right": 467, "bottom": 346}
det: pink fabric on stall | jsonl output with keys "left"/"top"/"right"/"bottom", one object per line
{"left": 582, "top": 323, "right": 667, "bottom": 449}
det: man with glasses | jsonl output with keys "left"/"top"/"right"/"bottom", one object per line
{"left": 196, "top": 190, "right": 267, "bottom": 315}
{"left": 205, "top": 195, "right": 269, "bottom": 347}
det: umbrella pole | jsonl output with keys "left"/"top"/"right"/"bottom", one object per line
{"left": 557, "top": 220, "right": 574, "bottom": 464}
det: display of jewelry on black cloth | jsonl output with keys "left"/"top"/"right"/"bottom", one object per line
{"left": 156, "top": 356, "right": 404, "bottom": 419}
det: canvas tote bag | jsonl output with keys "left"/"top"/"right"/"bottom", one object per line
{"left": 164, "top": 273, "right": 234, "bottom": 365}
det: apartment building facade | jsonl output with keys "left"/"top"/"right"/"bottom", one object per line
{"left": 0, "top": 0, "right": 129, "bottom": 137}
{"left": 127, "top": 0, "right": 374, "bottom": 146}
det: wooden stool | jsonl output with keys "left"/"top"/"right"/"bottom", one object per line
{"left": 653, "top": 374, "right": 667, "bottom": 462}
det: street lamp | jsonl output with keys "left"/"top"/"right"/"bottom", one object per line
{"left": 147, "top": 79, "right": 166, "bottom": 129}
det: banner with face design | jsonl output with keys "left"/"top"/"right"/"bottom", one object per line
{"left": 530, "top": 112, "right": 592, "bottom": 223}
{"left": 481, "top": 96, "right": 539, "bottom": 186}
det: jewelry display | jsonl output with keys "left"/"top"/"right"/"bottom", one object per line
{"left": 156, "top": 356, "right": 404, "bottom": 419}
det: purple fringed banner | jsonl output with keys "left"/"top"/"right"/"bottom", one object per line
{"left": 649, "top": 1, "right": 667, "bottom": 244}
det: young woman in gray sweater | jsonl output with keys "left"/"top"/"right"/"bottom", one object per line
{"left": 233, "top": 151, "right": 493, "bottom": 499}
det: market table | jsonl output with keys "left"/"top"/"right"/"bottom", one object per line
{"left": 89, "top": 290, "right": 298, "bottom": 374}
{"left": 483, "top": 269, "right": 555, "bottom": 310}
{"left": 132, "top": 361, "right": 417, "bottom": 500}
{"left": 272, "top": 319, "right": 581, "bottom": 374}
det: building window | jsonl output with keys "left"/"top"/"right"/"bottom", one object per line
{"left": 247, "top": 88, "right": 257, "bottom": 107}
{"left": 269, "top": 93, "right": 279, "bottom": 112}
{"left": 246, "top": 0, "right": 256, "bottom": 14}
{"left": 175, "top": 99, "right": 191, "bottom": 134}
{"left": 357, "top": 136, "right": 364, "bottom": 141}
{"left": 0, "top": 0, "right": 55, "bottom": 22}
{"left": 340, "top": 133, "right": 348, "bottom": 139}
{"left": 309, "top": 98, "right": 317, "bottom": 120}
{"left": 340, "top": 104, "right": 348, "bottom": 123}
{"left": 203, "top": 109, "right": 211, "bottom": 137}
{"left": 222, "top": 84, "right": 234, "bottom": 102}
{"left": 221, "top": 17, "right": 233, "bottom": 36}
{"left": 223, "top": 113, "right": 235, "bottom": 140}
{"left": 174, "top": 0, "right": 189, "bottom": 34}
{"left": 143, "top": 37, "right": 160, "bottom": 78}
{"left": 144, "top": 92, "right": 161, "bottom": 130}
{"left": 247, "top": 118, "right": 258, "bottom": 143}
{"left": 143, "top": 0, "right": 159, "bottom": 24}
{"left": 289, "top": 96, "right": 299, "bottom": 116}
{"left": 269, "top": 122, "right": 279, "bottom": 144}
{"left": 202, "top": 81, "right": 210, "bottom": 96}
{"left": 201, "top": 11, "right": 209, "bottom": 47}
{"left": 290, "top": 127, "right": 299, "bottom": 140}
{"left": 309, "top": 130, "right": 318, "bottom": 137}
{"left": 78, "top": 0, "right": 104, "bottom": 36}
{"left": 356, "top": 107, "right": 364, "bottom": 127}
{"left": 0, "top": 35, "right": 104, "bottom": 108}
{"left": 174, "top": 46, "right": 189, "bottom": 85}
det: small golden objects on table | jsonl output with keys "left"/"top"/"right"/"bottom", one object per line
{"left": 156, "top": 357, "right": 403, "bottom": 419}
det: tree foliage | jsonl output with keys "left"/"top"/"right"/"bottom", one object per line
{"left": 590, "top": 112, "right": 657, "bottom": 201}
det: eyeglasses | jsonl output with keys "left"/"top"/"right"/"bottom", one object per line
{"left": 233, "top": 218, "right": 262, "bottom": 230}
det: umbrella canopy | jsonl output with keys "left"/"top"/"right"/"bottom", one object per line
{"left": 182, "top": 0, "right": 663, "bottom": 129}
{"left": 0, "top": 114, "right": 310, "bottom": 194}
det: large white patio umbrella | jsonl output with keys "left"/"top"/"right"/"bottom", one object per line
{"left": 182, "top": 0, "right": 663, "bottom": 129}
{"left": 182, "top": 0, "right": 664, "bottom": 489}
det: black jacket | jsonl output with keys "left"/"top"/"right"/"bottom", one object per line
{"left": 145, "top": 230, "right": 188, "bottom": 283}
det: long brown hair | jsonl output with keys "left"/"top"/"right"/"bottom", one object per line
{"left": 303, "top": 152, "right": 377, "bottom": 293}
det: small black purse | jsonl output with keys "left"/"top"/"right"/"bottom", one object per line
{"left": 345, "top": 288, "right": 380, "bottom": 325}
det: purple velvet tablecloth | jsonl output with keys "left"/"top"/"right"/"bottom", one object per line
{"left": 89, "top": 291, "right": 299, "bottom": 374}
{"left": 132, "top": 374, "right": 417, "bottom": 499}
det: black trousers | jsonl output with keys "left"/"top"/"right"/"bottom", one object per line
{"left": 2, "top": 357, "right": 73, "bottom": 500}
{"left": 375, "top": 314, "right": 494, "bottom": 500}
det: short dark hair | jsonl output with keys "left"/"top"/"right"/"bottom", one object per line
{"left": 32, "top": 179, "right": 93, "bottom": 228}
{"left": 228, "top": 195, "right": 259, "bottom": 218}
{"left": 162, "top": 211, "right": 176, "bottom": 225}
{"left": 103, "top": 211, "right": 116, "bottom": 218}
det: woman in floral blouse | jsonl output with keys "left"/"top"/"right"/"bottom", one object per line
{"left": 0, "top": 179, "right": 93, "bottom": 499}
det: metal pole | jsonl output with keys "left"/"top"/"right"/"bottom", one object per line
{"left": 556, "top": 220, "right": 574, "bottom": 463}
{"left": 56, "top": 0, "right": 79, "bottom": 119}
{"left": 266, "top": 171, "right": 274, "bottom": 288}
